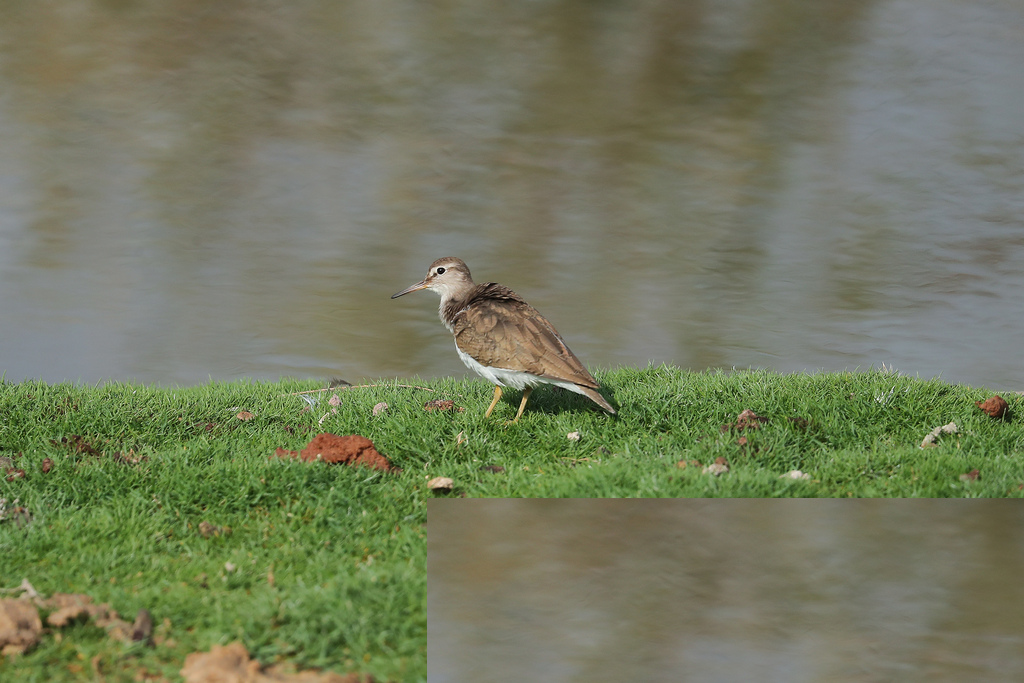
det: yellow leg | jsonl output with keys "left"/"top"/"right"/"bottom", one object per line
{"left": 509, "top": 387, "right": 533, "bottom": 423}
{"left": 484, "top": 385, "right": 503, "bottom": 418}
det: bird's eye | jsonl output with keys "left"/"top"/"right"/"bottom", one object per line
{"left": 436, "top": 267, "right": 446, "bottom": 275}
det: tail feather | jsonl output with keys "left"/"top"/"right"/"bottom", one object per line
{"left": 574, "top": 384, "right": 616, "bottom": 414}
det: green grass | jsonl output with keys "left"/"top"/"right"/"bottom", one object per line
{"left": 1, "top": 366, "right": 1022, "bottom": 679}
{"left": 0, "top": 379, "right": 425, "bottom": 682}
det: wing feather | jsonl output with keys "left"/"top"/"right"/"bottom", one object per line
{"left": 448, "top": 283, "right": 600, "bottom": 389}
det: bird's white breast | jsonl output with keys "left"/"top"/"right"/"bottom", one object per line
{"left": 455, "top": 345, "right": 590, "bottom": 397}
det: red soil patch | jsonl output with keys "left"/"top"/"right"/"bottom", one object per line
{"left": 976, "top": 395, "right": 1008, "bottom": 419}
{"left": 273, "top": 434, "right": 396, "bottom": 473}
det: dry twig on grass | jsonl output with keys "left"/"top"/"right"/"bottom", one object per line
{"left": 282, "top": 383, "right": 434, "bottom": 397}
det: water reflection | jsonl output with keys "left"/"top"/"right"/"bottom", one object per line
{"left": 0, "top": 1, "right": 1022, "bottom": 387}
{"left": 429, "top": 499, "right": 1024, "bottom": 683}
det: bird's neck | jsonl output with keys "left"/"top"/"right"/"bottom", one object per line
{"left": 438, "top": 285, "right": 476, "bottom": 333}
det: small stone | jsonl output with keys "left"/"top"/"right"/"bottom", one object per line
{"left": 427, "top": 477, "right": 454, "bottom": 492}
{"left": 921, "top": 421, "right": 958, "bottom": 448}
{"left": 703, "top": 458, "right": 729, "bottom": 476}
{"left": 198, "top": 521, "right": 229, "bottom": 538}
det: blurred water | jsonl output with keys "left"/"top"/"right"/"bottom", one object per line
{"left": 0, "top": 0, "right": 1022, "bottom": 388}
{"left": 429, "top": 499, "right": 1024, "bottom": 683}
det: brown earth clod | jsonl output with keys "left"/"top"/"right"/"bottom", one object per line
{"left": 424, "top": 399, "right": 463, "bottom": 412}
{"left": 52, "top": 435, "right": 103, "bottom": 456}
{"left": 721, "top": 409, "right": 767, "bottom": 432}
{"left": 976, "top": 395, "right": 1008, "bottom": 419}
{"left": 181, "top": 641, "right": 379, "bottom": 683}
{"left": 0, "top": 599, "right": 42, "bottom": 656}
{"left": 960, "top": 469, "right": 981, "bottom": 482}
{"left": 274, "top": 434, "right": 396, "bottom": 473}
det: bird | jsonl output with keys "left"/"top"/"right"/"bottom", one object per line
{"left": 391, "top": 257, "right": 616, "bottom": 422}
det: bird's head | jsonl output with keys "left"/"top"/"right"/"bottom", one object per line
{"left": 391, "top": 257, "right": 474, "bottom": 301}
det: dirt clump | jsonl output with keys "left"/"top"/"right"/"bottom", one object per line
{"left": 181, "top": 641, "right": 378, "bottom": 683}
{"left": 976, "top": 395, "right": 1008, "bottom": 419}
{"left": 274, "top": 434, "right": 396, "bottom": 472}
{"left": 0, "top": 599, "right": 42, "bottom": 655}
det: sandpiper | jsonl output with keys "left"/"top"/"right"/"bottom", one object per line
{"left": 391, "top": 257, "right": 615, "bottom": 422}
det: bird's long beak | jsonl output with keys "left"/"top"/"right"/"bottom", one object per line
{"left": 391, "top": 279, "right": 429, "bottom": 299}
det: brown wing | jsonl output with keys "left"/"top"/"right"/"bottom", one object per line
{"left": 448, "top": 283, "right": 601, "bottom": 389}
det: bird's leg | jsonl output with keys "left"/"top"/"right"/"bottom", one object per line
{"left": 509, "top": 387, "right": 533, "bottom": 423}
{"left": 484, "top": 385, "right": 503, "bottom": 418}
